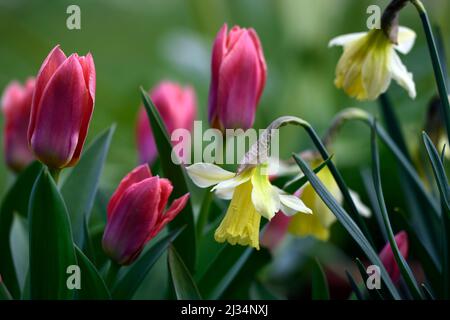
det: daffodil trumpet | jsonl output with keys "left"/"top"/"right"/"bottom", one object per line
{"left": 186, "top": 162, "right": 312, "bottom": 249}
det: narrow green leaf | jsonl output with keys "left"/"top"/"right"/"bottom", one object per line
{"left": 112, "top": 227, "right": 185, "bottom": 299}
{"left": 283, "top": 156, "right": 333, "bottom": 194}
{"left": 421, "top": 283, "right": 436, "bottom": 300}
{"left": 0, "top": 279, "right": 12, "bottom": 300}
{"left": 29, "top": 169, "right": 77, "bottom": 299}
{"left": 292, "top": 154, "right": 400, "bottom": 299}
{"left": 0, "top": 161, "right": 42, "bottom": 298}
{"left": 311, "top": 258, "right": 330, "bottom": 300}
{"left": 62, "top": 126, "right": 115, "bottom": 248}
{"left": 345, "top": 271, "right": 365, "bottom": 301}
{"left": 168, "top": 245, "right": 202, "bottom": 300}
{"left": 141, "top": 88, "right": 196, "bottom": 272}
{"left": 355, "top": 258, "right": 384, "bottom": 300}
{"left": 371, "top": 122, "right": 423, "bottom": 299}
{"left": 74, "top": 246, "right": 110, "bottom": 300}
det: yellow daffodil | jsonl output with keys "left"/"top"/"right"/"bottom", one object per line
{"left": 288, "top": 165, "right": 371, "bottom": 241}
{"left": 329, "top": 27, "right": 416, "bottom": 101}
{"left": 186, "top": 162, "right": 312, "bottom": 249}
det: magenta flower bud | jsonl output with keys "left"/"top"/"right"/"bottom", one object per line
{"left": 102, "top": 164, "right": 189, "bottom": 265}
{"left": 136, "top": 81, "right": 196, "bottom": 164}
{"left": 28, "top": 45, "right": 96, "bottom": 169}
{"left": 261, "top": 212, "right": 291, "bottom": 251}
{"left": 379, "top": 231, "right": 409, "bottom": 283}
{"left": 208, "top": 24, "right": 267, "bottom": 131}
{"left": 1, "top": 78, "right": 36, "bottom": 172}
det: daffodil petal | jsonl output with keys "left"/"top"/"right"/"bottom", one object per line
{"left": 279, "top": 194, "right": 312, "bottom": 216}
{"left": 214, "top": 186, "right": 234, "bottom": 200}
{"left": 328, "top": 32, "right": 367, "bottom": 48}
{"left": 349, "top": 189, "right": 372, "bottom": 218}
{"left": 251, "top": 166, "right": 279, "bottom": 220}
{"left": 395, "top": 26, "right": 416, "bottom": 55}
{"left": 361, "top": 47, "right": 392, "bottom": 100}
{"left": 212, "top": 168, "right": 253, "bottom": 193}
{"left": 186, "top": 162, "right": 235, "bottom": 188}
{"left": 390, "top": 51, "right": 416, "bottom": 99}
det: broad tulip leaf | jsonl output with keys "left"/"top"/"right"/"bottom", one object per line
{"left": 29, "top": 169, "right": 77, "bottom": 299}
{"left": 168, "top": 245, "right": 202, "bottom": 300}
{"left": 141, "top": 88, "right": 196, "bottom": 272}
{"left": 62, "top": 125, "right": 115, "bottom": 248}
{"left": 112, "top": 227, "right": 184, "bottom": 299}
{"left": 0, "top": 161, "right": 42, "bottom": 298}
{"left": 74, "top": 246, "right": 110, "bottom": 299}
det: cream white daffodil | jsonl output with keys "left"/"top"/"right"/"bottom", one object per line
{"left": 329, "top": 27, "right": 416, "bottom": 101}
{"left": 186, "top": 162, "right": 312, "bottom": 249}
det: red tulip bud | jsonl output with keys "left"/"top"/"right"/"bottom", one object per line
{"left": 208, "top": 24, "right": 267, "bottom": 131}
{"left": 102, "top": 164, "right": 189, "bottom": 265}
{"left": 28, "top": 45, "right": 96, "bottom": 169}
{"left": 379, "top": 231, "right": 409, "bottom": 283}
{"left": 136, "top": 81, "right": 196, "bottom": 164}
{"left": 1, "top": 78, "right": 35, "bottom": 172}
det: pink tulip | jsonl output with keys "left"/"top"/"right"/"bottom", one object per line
{"left": 1, "top": 78, "right": 36, "bottom": 172}
{"left": 261, "top": 212, "right": 292, "bottom": 251}
{"left": 28, "top": 45, "right": 96, "bottom": 169}
{"left": 102, "top": 164, "right": 189, "bottom": 265}
{"left": 208, "top": 24, "right": 267, "bottom": 131}
{"left": 379, "top": 231, "right": 409, "bottom": 283}
{"left": 136, "top": 81, "right": 196, "bottom": 164}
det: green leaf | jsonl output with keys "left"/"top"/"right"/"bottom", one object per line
{"left": 355, "top": 258, "right": 384, "bottom": 300}
{"left": 421, "top": 283, "right": 436, "bottom": 300}
{"left": 292, "top": 154, "right": 401, "bottom": 299}
{"left": 311, "top": 258, "right": 329, "bottom": 300}
{"left": 196, "top": 189, "right": 213, "bottom": 239}
{"left": 112, "top": 227, "right": 185, "bottom": 299}
{"left": 198, "top": 244, "right": 253, "bottom": 299}
{"left": 345, "top": 270, "right": 364, "bottom": 301}
{"left": 370, "top": 122, "right": 423, "bottom": 299}
{"left": 168, "top": 245, "right": 202, "bottom": 300}
{"left": 283, "top": 156, "right": 333, "bottom": 194}
{"left": 0, "top": 161, "right": 42, "bottom": 298}
{"left": 61, "top": 126, "right": 115, "bottom": 248}
{"left": 422, "top": 132, "right": 450, "bottom": 211}
{"left": 29, "top": 169, "right": 77, "bottom": 299}
{"left": 141, "top": 88, "right": 196, "bottom": 272}
{"left": 0, "top": 279, "right": 12, "bottom": 300}
{"left": 74, "top": 246, "right": 110, "bottom": 299}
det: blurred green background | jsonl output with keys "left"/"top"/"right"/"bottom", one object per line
{"left": 0, "top": 0, "right": 449, "bottom": 299}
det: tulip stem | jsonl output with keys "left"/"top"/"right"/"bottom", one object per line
{"left": 48, "top": 167, "right": 61, "bottom": 184}
{"left": 105, "top": 261, "right": 121, "bottom": 289}
{"left": 410, "top": 0, "right": 450, "bottom": 146}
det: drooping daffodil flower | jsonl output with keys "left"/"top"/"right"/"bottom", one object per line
{"left": 186, "top": 162, "right": 312, "bottom": 249}
{"left": 288, "top": 164, "right": 371, "bottom": 241}
{"left": 329, "top": 27, "right": 416, "bottom": 101}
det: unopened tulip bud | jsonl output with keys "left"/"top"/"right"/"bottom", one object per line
{"left": 379, "top": 231, "right": 409, "bottom": 283}
{"left": 136, "top": 81, "right": 196, "bottom": 164}
{"left": 28, "top": 45, "right": 96, "bottom": 169}
{"left": 102, "top": 164, "right": 189, "bottom": 265}
{"left": 1, "top": 78, "right": 35, "bottom": 172}
{"left": 208, "top": 24, "right": 267, "bottom": 131}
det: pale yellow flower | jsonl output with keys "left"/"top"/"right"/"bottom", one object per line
{"left": 329, "top": 27, "right": 416, "bottom": 101}
{"left": 288, "top": 165, "right": 371, "bottom": 241}
{"left": 186, "top": 162, "right": 312, "bottom": 249}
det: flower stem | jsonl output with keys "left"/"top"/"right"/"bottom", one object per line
{"left": 105, "top": 261, "right": 121, "bottom": 289}
{"left": 411, "top": 0, "right": 450, "bottom": 145}
{"left": 48, "top": 167, "right": 61, "bottom": 184}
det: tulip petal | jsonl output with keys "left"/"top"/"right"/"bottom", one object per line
{"left": 390, "top": 51, "right": 416, "bottom": 99}
{"left": 29, "top": 45, "right": 66, "bottom": 141}
{"left": 149, "top": 193, "right": 190, "bottom": 239}
{"left": 186, "top": 162, "right": 235, "bottom": 188}
{"left": 395, "top": 27, "right": 416, "bottom": 55}
{"left": 328, "top": 32, "right": 367, "bottom": 48}
{"left": 251, "top": 166, "right": 279, "bottom": 220}
{"left": 136, "top": 106, "right": 157, "bottom": 164}
{"left": 157, "top": 178, "right": 173, "bottom": 216}
{"left": 379, "top": 231, "right": 408, "bottom": 283}
{"left": 248, "top": 28, "right": 267, "bottom": 103}
{"left": 30, "top": 55, "right": 88, "bottom": 168}
{"left": 102, "top": 177, "right": 161, "bottom": 265}
{"left": 349, "top": 189, "right": 372, "bottom": 218}
{"left": 107, "top": 164, "right": 152, "bottom": 218}
{"left": 217, "top": 31, "right": 260, "bottom": 129}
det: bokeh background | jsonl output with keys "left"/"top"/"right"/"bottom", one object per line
{"left": 0, "top": 0, "right": 449, "bottom": 298}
